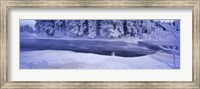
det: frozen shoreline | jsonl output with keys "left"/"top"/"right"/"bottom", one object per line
{"left": 20, "top": 50, "right": 179, "bottom": 69}
{"left": 21, "top": 36, "right": 139, "bottom": 44}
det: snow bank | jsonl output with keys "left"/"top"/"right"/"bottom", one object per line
{"left": 20, "top": 50, "right": 177, "bottom": 69}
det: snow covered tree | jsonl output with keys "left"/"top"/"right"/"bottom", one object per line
{"left": 99, "top": 20, "right": 113, "bottom": 38}
{"left": 140, "top": 20, "right": 157, "bottom": 39}
{"left": 172, "top": 20, "right": 180, "bottom": 31}
{"left": 100, "top": 20, "right": 124, "bottom": 38}
{"left": 88, "top": 20, "right": 97, "bottom": 39}
{"left": 146, "top": 26, "right": 166, "bottom": 39}
{"left": 78, "top": 20, "right": 87, "bottom": 36}
{"left": 134, "top": 20, "right": 143, "bottom": 37}
{"left": 142, "top": 20, "right": 153, "bottom": 34}
{"left": 126, "top": 20, "right": 137, "bottom": 37}
{"left": 35, "top": 20, "right": 55, "bottom": 37}
{"left": 138, "top": 20, "right": 180, "bottom": 40}
{"left": 155, "top": 20, "right": 180, "bottom": 68}
{"left": 54, "top": 20, "right": 66, "bottom": 37}
{"left": 67, "top": 20, "right": 79, "bottom": 37}
{"left": 64, "top": 20, "right": 71, "bottom": 37}
{"left": 113, "top": 20, "right": 124, "bottom": 37}
{"left": 33, "top": 20, "right": 180, "bottom": 40}
{"left": 156, "top": 20, "right": 180, "bottom": 41}
{"left": 20, "top": 25, "right": 34, "bottom": 33}
{"left": 63, "top": 20, "right": 87, "bottom": 37}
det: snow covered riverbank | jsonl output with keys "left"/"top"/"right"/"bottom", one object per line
{"left": 20, "top": 50, "right": 179, "bottom": 69}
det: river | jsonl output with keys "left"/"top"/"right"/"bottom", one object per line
{"left": 20, "top": 38, "right": 158, "bottom": 57}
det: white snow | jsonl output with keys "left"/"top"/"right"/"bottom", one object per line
{"left": 154, "top": 20, "right": 174, "bottom": 23}
{"left": 20, "top": 32, "right": 38, "bottom": 38}
{"left": 20, "top": 50, "right": 179, "bottom": 69}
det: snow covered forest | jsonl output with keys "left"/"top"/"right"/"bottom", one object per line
{"left": 20, "top": 20, "right": 180, "bottom": 69}
{"left": 20, "top": 20, "right": 180, "bottom": 40}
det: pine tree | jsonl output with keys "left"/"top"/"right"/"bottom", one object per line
{"left": 68, "top": 20, "right": 79, "bottom": 37}
{"left": 100, "top": 20, "right": 113, "bottom": 38}
{"left": 88, "top": 20, "right": 97, "bottom": 39}
{"left": 33, "top": 20, "right": 180, "bottom": 40}
{"left": 135, "top": 20, "right": 143, "bottom": 38}
{"left": 100, "top": 20, "right": 124, "bottom": 38}
{"left": 54, "top": 20, "right": 66, "bottom": 37}
{"left": 113, "top": 20, "right": 124, "bottom": 37}
{"left": 126, "top": 20, "right": 135, "bottom": 37}
{"left": 78, "top": 20, "right": 87, "bottom": 36}
{"left": 35, "top": 20, "right": 55, "bottom": 37}
{"left": 64, "top": 20, "right": 71, "bottom": 37}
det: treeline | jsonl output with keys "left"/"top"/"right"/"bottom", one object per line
{"left": 22, "top": 20, "right": 180, "bottom": 39}
{"left": 20, "top": 25, "right": 35, "bottom": 33}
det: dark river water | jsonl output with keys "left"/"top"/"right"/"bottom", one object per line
{"left": 20, "top": 39, "right": 158, "bottom": 57}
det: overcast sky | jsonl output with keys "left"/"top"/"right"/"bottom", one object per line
{"left": 20, "top": 20, "right": 36, "bottom": 27}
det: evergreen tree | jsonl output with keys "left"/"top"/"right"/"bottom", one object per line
{"left": 88, "top": 20, "right": 97, "bottom": 39}
{"left": 100, "top": 20, "right": 114, "bottom": 38}
{"left": 113, "top": 20, "right": 124, "bottom": 37}
{"left": 100, "top": 20, "right": 124, "bottom": 38}
{"left": 54, "top": 20, "right": 66, "bottom": 37}
{"left": 68, "top": 20, "right": 79, "bottom": 37}
{"left": 33, "top": 20, "right": 180, "bottom": 40}
{"left": 126, "top": 20, "right": 136, "bottom": 37}
{"left": 64, "top": 20, "right": 71, "bottom": 37}
{"left": 35, "top": 20, "right": 54, "bottom": 37}
{"left": 78, "top": 20, "right": 87, "bottom": 36}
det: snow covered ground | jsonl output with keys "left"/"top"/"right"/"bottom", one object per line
{"left": 20, "top": 50, "right": 179, "bottom": 69}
